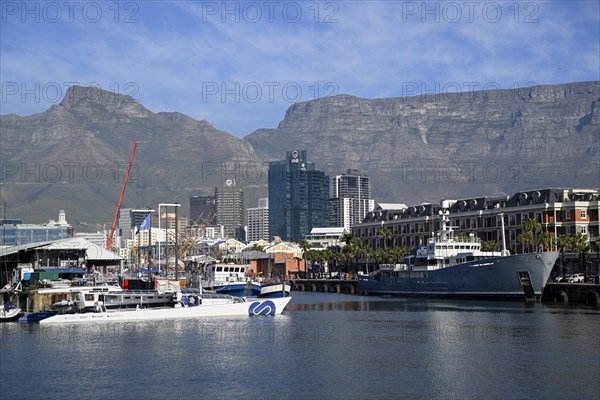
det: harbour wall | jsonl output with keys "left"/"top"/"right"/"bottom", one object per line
{"left": 541, "top": 282, "right": 600, "bottom": 305}
{"left": 290, "top": 279, "right": 600, "bottom": 305}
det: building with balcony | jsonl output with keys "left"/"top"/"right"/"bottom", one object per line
{"left": 352, "top": 188, "right": 599, "bottom": 258}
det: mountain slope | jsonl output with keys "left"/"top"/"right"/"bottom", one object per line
{"left": 0, "top": 86, "right": 266, "bottom": 228}
{"left": 246, "top": 81, "right": 600, "bottom": 204}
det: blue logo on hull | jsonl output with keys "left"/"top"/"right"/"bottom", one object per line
{"left": 248, "top": 300, "right": 276, "bottom": 316}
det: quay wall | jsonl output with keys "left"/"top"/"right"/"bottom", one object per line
{"left": 290, "top": 279, "right": 359, "bottom": 295}
{"left": 290, "top": 280, "right": 600, "bottom": 305}
{"left": 541, "top": 283, "right": 600, "bottom": 305}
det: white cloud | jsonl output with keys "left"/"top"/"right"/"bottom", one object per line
{"left": 1, "top": 1, "right": 598, "bottom": 136}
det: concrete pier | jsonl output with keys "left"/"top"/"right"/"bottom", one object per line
{"left": 291, "top": 279, "right": 600, "bottom": 305}
{"left": 290, "top": 279, "right": 359, "bottom": 295}
{"left": 541, "top": 282, "right": 600, "bottom": 305}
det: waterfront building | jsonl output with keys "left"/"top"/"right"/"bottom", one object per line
{"left": 189, "top": 194, "right": 216, "bottom": 226}
{"left": 247, "top": 198, "right": 269, "bottom": 242}
{"left": 329, "top": 169, "right": 374, "bottom": 231}
{"left": 118, "top": 208, "right": 133, "bottom": 242}
{"left": 215, "top": 180, "right": 245, "bottom": 240}
{"left": 268, "top": 150, "right": 329, "bottom": 243}
{"left": 0, "top": 210, "right": 73, "bottom": 246}
{"left": 73, "top": 231, "right": 107, "bottom": 248}
{"left": 352, "top": 188, "right": 599, "bottom": 266}
{"left": 305, "top": 227, "right": 346, "bottom": 248}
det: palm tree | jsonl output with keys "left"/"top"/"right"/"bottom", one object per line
{"left": 517, "top": 230, "right": 535, "bottom": 253}
{"left": 481, "top": 240, "right": 498, "bottom": 252}
{"left": 572, "top": 232, "right": 590, "bottom": 274}
{"left": 300, "top": 240, "right": 311, "bottom": 277}
{"left": 522, "top": 218, "right": 542, "bottom": 251}
{"left": 342, "top": 237, "right": 362, "bottom": 273}
{"left": 341, "top": 232, "right": 354, "bottom": 247}
{"left": 536, "top": 232, "right": 555, "bottom": 252}
{"left": 378, "top": 226, "right": 393, "bottom": 250}
{"left": 556, "top": 235, "right": 573, "bottom": 278}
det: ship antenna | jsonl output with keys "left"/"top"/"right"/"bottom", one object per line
{"left": 499, "top": 212, "right": 509, "bottom": 256}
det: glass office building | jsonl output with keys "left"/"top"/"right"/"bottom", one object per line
{"left": 268, "top": 150, "right": 329, "bottom": 242}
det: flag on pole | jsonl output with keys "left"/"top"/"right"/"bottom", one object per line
{"left": 136, "top": 215, "right": 150, "bottom": 235}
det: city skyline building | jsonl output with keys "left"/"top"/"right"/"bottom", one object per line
{"left": 189, "top": 194, "right": 216, "bottom": 226}
{"left": 247, "top": 198, "right": 269, "bottom": 242}
{"left": 268, "top": 150, "right": 329, "bottom": 243}
{"left": 329, "top": 168, "right": 374, "bottom": 231}
{"left": 215, "top": 179, "right": 245, "bottom": 240}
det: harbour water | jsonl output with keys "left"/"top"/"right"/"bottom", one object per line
{"left": 1, "top": 292, "right": 599, "bottom": 400}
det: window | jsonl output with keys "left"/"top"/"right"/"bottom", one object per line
{"left": 565, "top": 210, "right": 571, "bottom": 220}
{"left": 580, "top": 210, "right": 586, "bottom": 219}
{"left": 581, "top": 226, "right": 587, "bottom": 234}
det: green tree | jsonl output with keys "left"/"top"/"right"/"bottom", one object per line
{"left": 245, "top": 243, "right": 264, "bottom": 252}
{"left": 572, "top": 232, "right": 590, "bottom": 273}
{"left": 481, "top": 240, "right": 498, "bottom": 252}
{"left": 522, "top": 218, "right": 542, "bottom": 251}
{"left": 536, "top": 232, "right": 555, "bottom": 252}
{"left": 300, "top": 240, "right": 311, "bottom": 277}
{"left": 378, "top": 226, "right": 393, "bottom": 250}
{"left": 556, "top": 235, "right": 573, "bottom": 277}
{"left": 517, "top": 230, "right": 535, "bottom": 253}
{"left": 342, "top": 237, "right": 362, "bottom": 272}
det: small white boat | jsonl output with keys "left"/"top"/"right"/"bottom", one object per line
{"left": 259, "top": 282, "right": 291, "bottom": 298}
{"left": 202, "top": 264, "right": 261, "bottom": 297}
{"left": 39, "top": 292, "right": 291, "bottom": 324}
{"left": 0, "top": 302, "right": 21, "bottom": 321}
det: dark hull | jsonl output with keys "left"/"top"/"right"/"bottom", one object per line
{"left": 359, "top": 252, "right": 558, "bottom": 301}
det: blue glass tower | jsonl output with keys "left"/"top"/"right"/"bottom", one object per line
{"left": 268, "top": 150, "right": 329, "bottom": 243}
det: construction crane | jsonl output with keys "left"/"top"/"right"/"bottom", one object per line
{"left": 107, "top": 141, "right": 138, "bottom": 251}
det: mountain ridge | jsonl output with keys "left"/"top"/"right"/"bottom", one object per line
{"left": 1, "top": 81, "right": 598, "bottom": 231}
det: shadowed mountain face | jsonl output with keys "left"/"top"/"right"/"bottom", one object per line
{"left": 246, "top": 81, "right": 600, "bottom": 204}
{"left": 1, "top": 82, "right": 598, "bottom": 230}
{"left": 0, "top": 86, "right": 266, "bottom": 229}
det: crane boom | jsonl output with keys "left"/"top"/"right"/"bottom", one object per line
{"left": 107, "top": 141, "right": 138, "bottom": 250}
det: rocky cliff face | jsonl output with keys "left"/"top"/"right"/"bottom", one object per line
{"left": 246, "top": 81, "right": 600, "bottom": 204}
{"left": 1, "top": 82, "right": 598, "bottom": 229}
{"left": 0, "top": 86, "right": 265, "bottom": 227}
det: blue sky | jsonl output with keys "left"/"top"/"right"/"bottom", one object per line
{"left": 1, "top": 1, "right": 599, "bottom": 137}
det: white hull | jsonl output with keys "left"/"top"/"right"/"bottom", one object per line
{"left": 259, "top": 283, "right": 291, "bottom": 298}
{"left": 40, "top": 297, "right": 292, "bottom": 324}
{"left": 0, "top": 307, "right": 21, "bottom": 321}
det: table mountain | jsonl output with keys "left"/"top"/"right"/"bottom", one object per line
{"left": 1, "top": 82, "right": 598, "bottom": 230}
{"left": 246, "top": 81, "right": 599, "bottom": 205}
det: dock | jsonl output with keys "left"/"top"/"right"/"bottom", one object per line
{"left": 290, "top": 279, "right": 600, "bottom": 305}
{"left": 541, "top": 282, "right": 600, "bottom": 305}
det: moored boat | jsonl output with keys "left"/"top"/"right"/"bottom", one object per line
{"left": 202, "top": 264, "right": 261, "bottom": 297}
{"left": 358, "top": 202, "right": 559, "bottom": 301}
{"left": 39, "top": 292, "right": 291, "bottom": 324}
{"left": 259, "top": 282, "right": 291, "bottom": 298}
{"left": 0, "top": 301, "right": 21, "bottom": 321}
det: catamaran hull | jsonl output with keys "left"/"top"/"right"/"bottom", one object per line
{"left": 359, "top": 252, "right": 558, "bottom": 301}
{"left": 39, "top": 297, "right": 292, "bottom": 324}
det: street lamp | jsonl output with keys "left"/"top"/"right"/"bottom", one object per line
{"left": 131, "top": 209, "right": 155, "bottom": 285}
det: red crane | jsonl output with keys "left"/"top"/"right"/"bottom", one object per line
{"left": 107, "top": 141, "right": 138, "bottom": 250}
